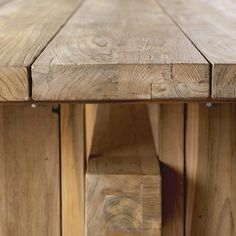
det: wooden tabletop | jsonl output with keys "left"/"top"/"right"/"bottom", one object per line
{"left": 0, "top": 0, "right": 235, "bottom": 102}
{"left": 0, "top": 0, "right": 82, "bottom": 101}
{"left": 158, "top": 0, "right": 236, "bottom": 99}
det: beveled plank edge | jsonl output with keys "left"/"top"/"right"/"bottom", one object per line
{"left": 212, "top": 64, "right": 236, "bottom": 99}
{"left": 0, "top": 66, "right": 28, "bottom": 101}
{"left": 0, "top": 0, "right": 85, "bottom": 102}
{"left": 155, "top": 0, "right": 236, "bottom": 100}
{"left": 31, "top": 63, "right": 210, "bottom": 101}
{"left": 30, "top": 0, "right": 212, "bottom": 101}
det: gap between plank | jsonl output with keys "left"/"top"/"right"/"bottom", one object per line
{"left": 27, "top": 0, "right": 86, "bottom": 99}
{"left": 155, "top": 0, "right": 213, "bottom": 98}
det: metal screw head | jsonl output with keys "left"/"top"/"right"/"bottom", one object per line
{"left": 206, "top": 102, "right": 212, "bottom": 107}
{"left": 31, "top": 104, "right": 37, "bottom": 108}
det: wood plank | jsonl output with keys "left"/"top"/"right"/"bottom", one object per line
{"left": 86, "top": 104, "right": 161, "bottom": 236}
{"left": 85, "top": 104, "right": 98, "bottom": 161}
{"left": 158, "top": 0, "right": 236, "bottom": 99}
{"left": 186, "top": 104, "right": 236, "bottom": 235}
{"left": 61, "top": 104, "right": 85, "bottom": 236}
{"left": 148, "top": 104, "right": 184, "bottom": 236}
{"left": 32, "top": 0, "right": 209, "bottom": 101}
{"left": 0, "top": 0, "right": 82, "bottom": 101}
{"left": 0, "top": 104, "right": 60, "bottom": 236}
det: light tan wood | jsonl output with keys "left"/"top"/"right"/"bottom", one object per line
{"left": 61, "top": 104, "right": 85, "bottom": 236}
{"left": 148, "top": 104, "right": 184, "bottom": 236}
{"left": 148, "top": 104, "right": 161, "bottom": 154}
{"left": 86, "top": 104, "right": 161, "bottom": 236}
{"left": 158, "top": 0, "right": 236, "bottom": 99}
{"left": 186, "top": 104, "right": 236, "bottom": 236}
{"left": 0, "top": 104, "right": 60, "bottom": 236}
{"left": 32, "top": 0, "right": 209, "bottom": 101}
{"left": 0, "top": 0, "right": 82, "bottom": 101}
{"left": 85, "top": 104, "right": 98, "bottom": 161}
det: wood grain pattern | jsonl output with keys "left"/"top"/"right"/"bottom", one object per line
{"left": 0, "top": 0, "right": 82, "bottom": 101}
{"left": 85, "top": 104, "right": 98, "bottom": 161}
{"left": 0, "top": 104, "right": 60, "bottom": 236}
{"left": 86, "top": 104, "right": 161, "bottom": 236}
{"left": 186, "top": 104, "right": 236, "bottom": 236}
{"left": 148, "top": 104, "right": 184, "bottom": 236}
{"left": 32, "top": 0, "right": 209, "bottom": 101}
{"left": 61, "top": 104, "right": 85, "bottom": 236}
{"left": 158, "top": 0, "right": 236, "bottom": 99}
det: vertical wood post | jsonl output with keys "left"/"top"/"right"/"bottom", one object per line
{"left": 61, "top": 104, "right": 85, "bottom": 236}
{"left": 0, "top": 104, "right": 60, "bottom": 236}
{"left": 148, "top": 104, "right": 184, "bottom": 236}
{"left": 86, "top": 104, "right": 162, "bottom": 236}
{"left": 186, "top": 104, "right": 236, "bottom": 236}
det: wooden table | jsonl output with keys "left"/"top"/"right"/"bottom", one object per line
{"left": 0, "top": 0, "right": 235, "bottom": 235}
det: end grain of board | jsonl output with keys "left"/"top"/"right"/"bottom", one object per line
{"left": 158, "top": 0, "right": 236, "bottom": 99}
{"left": 0, "top": 0, "right": 82, "bottom": 101}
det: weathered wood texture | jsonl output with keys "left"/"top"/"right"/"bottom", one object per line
{"left": 158, "top": 0, "right": 236, "bottom": 99}
{"left": 0, "top": 0, "right": 81, "bottom": 101}
{"left": 85, "top": 104, "right": 98, "bottom": 161}
{"left": 0, "top": 105, "right": 60, "bottom": 236}
{"left": 86, "top": 104, "right": 161, "bottom": 236}
{"left": 186, "top": 104, "right": 236, "bottom": 235}
{"left": 32, "top": 0, "right": 209, "bottom": 101}
{"left": 148, "top": 104, "right": 184, "bottom": 236}
{"left": 61, "top": 104, "right": 85, "bottom": 236}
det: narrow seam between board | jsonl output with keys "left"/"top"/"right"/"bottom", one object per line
{"left": 155, "top": 0, "right": 213, "bottom": 99}
{"left": 28, "top": 0, "right": 86, "bottom": 100}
